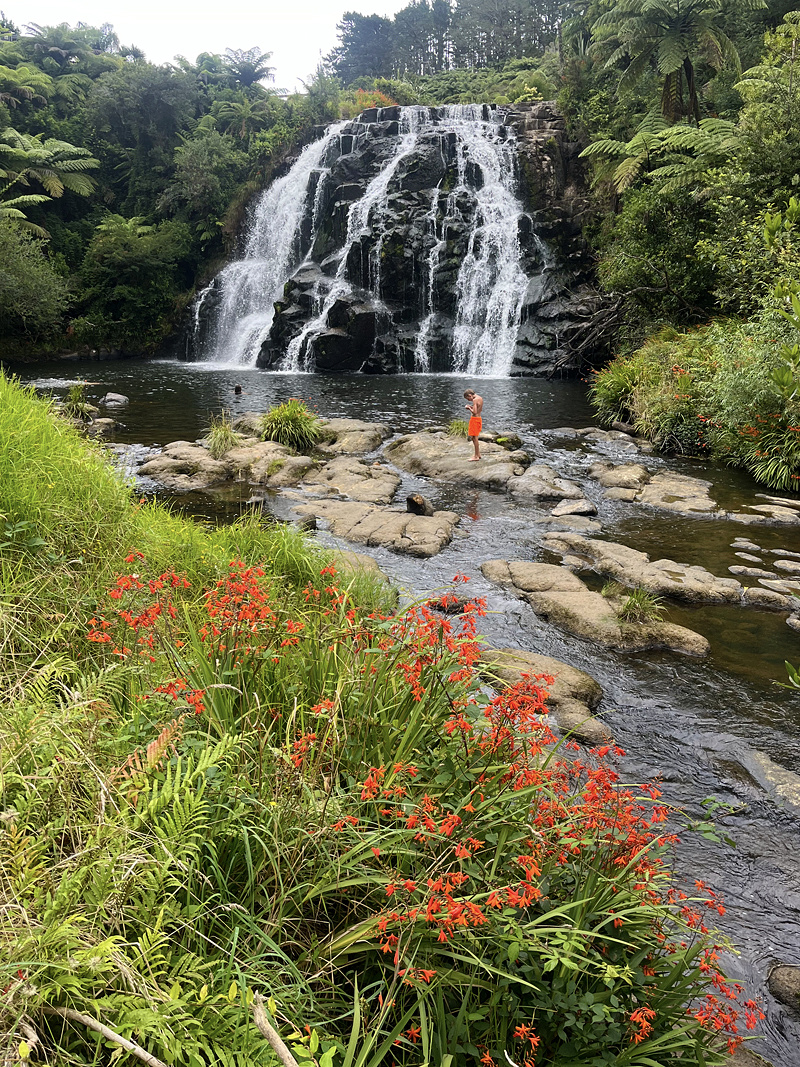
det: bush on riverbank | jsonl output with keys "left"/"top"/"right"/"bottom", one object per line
{"left": 0, "top": 376, "right": 765, "bottom": 1065}
{"left": 590, "top": 300, "right": 800, "bottom": 490}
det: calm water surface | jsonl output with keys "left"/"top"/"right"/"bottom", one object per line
{"left": 17, "top": 356, "right": 800, "bottom": 1065}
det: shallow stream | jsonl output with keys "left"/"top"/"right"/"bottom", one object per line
{"left": 18, "top": 357, "right": 800, "bottom": 1065}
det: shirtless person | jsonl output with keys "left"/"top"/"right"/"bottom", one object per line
{"left": 463, "top": 389, "right": 483, "bottom": 461}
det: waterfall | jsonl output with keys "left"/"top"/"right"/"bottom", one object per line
{"left": 194, "top": 105, "right": 549, "bottom": 376}
{"left": 194, "top": 122, "right": 347, "bottom": 366}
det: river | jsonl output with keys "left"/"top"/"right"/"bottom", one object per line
{"left": 19, "top": 356, "right": 800, "bottom": 1065}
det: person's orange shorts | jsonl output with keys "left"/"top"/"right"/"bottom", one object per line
{"left": 468, "top": 416, "right": 482, "bottom": 437}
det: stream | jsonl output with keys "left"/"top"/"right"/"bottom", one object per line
{"left": 19, "top": 356, "right": 800, "bottom": 1065}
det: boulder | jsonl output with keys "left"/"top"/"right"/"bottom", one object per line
{"left": 551, "top": 498, "right": 597, "bottom": 517}
{"left": 741, "top": 504, "right": 800, "bottom": 524}
{"left": 481, "top": 647, "right": 610, "bottom": 745}
{"left": 407, "top": 492, "right": 435, "bottom": 516}
{"left": 733, "top": 539, "right": 763, "bottom": 553}
{"left": 755, "top": 493, "right": 800, "bottom": 512}
{"left": 770, "top": 964, "right": 800, "bottom": 1013}
{"left": 290, "top": 499, "right": 459, "bottom": 557}
{"left": 385, "top": 431, "right": 528, "bottom": 489}
{"left": 302, "top": 456, "right": 400, "bottom": 504}
{"left": 774, "top": 559, "right": 800, "bottom": 575}
{"left": 86, "top": 418, "right": 116, "bottom": 437}
{"left": 137, "top": 439, "right": 304, "bottom": 491}
{"left": 734, "top": 552, "right": 763, "bottom": 563}
{"left": 787, "top": 615, "right": 800, "bottom": 632}
{"left": 638, "top": 470, "right": 718, "bottom": 514}
{"left": 509, "top": 462, "right": 583, "bottom": 501}
{"left": 768, "top": 547, "right": 800, "bottom": 559}
{"left": 541, "top": 531, "right": 742, "bottom": 604}
{"left": 481, "top": 559, "right": 709, "bottom": 656}
{"left": 729, "top": 566, "right": 777, "bottom": 579}
{"left": 742, "top": 587, "right": 793, "bottom": 611}
{"left": 319, "top": 417, "right": 393, "bottom": 454}
{"left": 99, "top": 391, "right": 129, "bottom": 407}
{"left": 759, "top": 577, "right": 800, "bottom": 594}
{"left": 590, "top": 461, "right": 650, "bottom": 490}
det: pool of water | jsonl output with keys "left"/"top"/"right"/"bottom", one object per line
{"left": 13, "top": 355, "right": 800, "bottom": 1065}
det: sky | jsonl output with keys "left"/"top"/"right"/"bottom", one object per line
{"left": 3, "top": 0, "right": 408, "bottom": 90}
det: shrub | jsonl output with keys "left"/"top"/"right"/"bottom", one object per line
{"left": 260, "top": 398, "right": 321, "bottom": 451}
{"left": 203, "top": 410, "right": 242, "bottom": 458}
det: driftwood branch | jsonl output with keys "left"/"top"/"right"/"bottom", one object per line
{"left": 39, "top": 1007, "right": 168, "bottom": 1067}
{"left": 250, "top": 995, "right": 300, "bottom": 1067}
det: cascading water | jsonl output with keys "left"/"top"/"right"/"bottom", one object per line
{"left": 193, "top": 122, "right": 347, "bottom": 366}
{"left": 193, "top": 104, "right": 569, "bottom": 376}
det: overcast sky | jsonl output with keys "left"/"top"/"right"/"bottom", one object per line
{"left": 4, "top": 0, "right": 407, "bottom": 90}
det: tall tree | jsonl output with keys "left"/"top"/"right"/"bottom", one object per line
{"left": 592, "top": 0, "right": 767, "bottom": 124}
{"left": 329, "top": 13, "right": 396, "bottom": 83}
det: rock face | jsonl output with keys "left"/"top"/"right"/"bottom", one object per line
{"left": 482, "top": 647, "right": 610, "bottom": 744}
{"left": 481, "top": 559, "right": 709, "bottom": 656}
{"left": 193, "top": 103, "right": 604, "bottom": 377}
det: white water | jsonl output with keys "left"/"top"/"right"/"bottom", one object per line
{"left": 195, "top": 123, "right": 346, "bottom": 366}
{"left": 198, "top": 106, "right": 537, "bottom": 375}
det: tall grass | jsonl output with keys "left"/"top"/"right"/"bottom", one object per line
{"left": 261, "top": 398, "right": 321, "bottom": 452}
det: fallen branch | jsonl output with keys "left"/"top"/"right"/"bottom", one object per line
{"left": 250, "top": 995, "right": 300, "bottom": 1067}
{"left": 39, "top": 1007, "right": 168, "bottom": 1067}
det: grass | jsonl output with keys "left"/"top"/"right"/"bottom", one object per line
{"left": 617, "top": 587, "right": 666, "bottom": 623}
{"left": 447, "top": 418, "right": 469, "bottom": 438}
{"left": 203, "top": 410, "right": 243, "bottom": 458}
{"left": 260, "top": 398, "right": 321, "bottom": 452}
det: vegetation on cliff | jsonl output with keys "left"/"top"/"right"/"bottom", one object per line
{"left": 0, "top": 375, "right": 768, "bottom": 1064}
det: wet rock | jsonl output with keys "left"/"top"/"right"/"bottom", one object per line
{"left": 759, "top": 577, "right": 800, "bottom": 594}
{"left": 492, "top": 431, "right": 523, "bottom": 451}
{"left": 137, "top": 439, "right": 305, "bottom": 491}
{"left": 768, "top": 547, "right": 800, "bottom": 560}
{"left": 734, "top": 552, "right": 763, "bottom": 563}
{"left": 604, "top": 487, "right": 638, "bottom": 502}
{"left": 138, "top": 442, "right": 236, "bottom": 490}
{"left": 551, "top": 498, "right": 597, "bottom": 517}
{"left": 319, "top": 417, "right": 393, "bottom": 454}
{"left": 99, "top": 391, "right": 129, "bottom": 407}
{"left": 254, "top": 455, "right": 317, "bottom": 487}
{"left": 755, "top": 493, "right": 800, "bottom": 512}
{"left": 728, "top": 1047, "right": 775, "bottom": 1067}
{"left": 86, "top": 417, "right": 116, "bottom": 437}
{"left": 481, "top": 647, "right": 610, "bottom": 745}
{"left": 742, "top": 504, "right": 800, "bottom": 524}
{"left": 774, "top": 559, "right": 800, "bottom": 575}
{"left": 787, "top": 615, "right": 800, "bottom": 632}
{"left": 406, "top": 492, "right": 435, "bottom": 516}
{"left": 583, "top": 428, "right": 641, "bottom": 453}
{"left": 231, "top": 412, "right": 265, "bottom": 437}
{"left": 590, "top": 461, "right": 650, "bottom": 490}
{"left": 729, "top": 566, "right": 777, "bottom": 579}
{"left": 638, "top": 471, "right": 718, "bottom": 513}
{"left": 743, "top": 752, "right": 800, "bottom": 814}
{"left": 733, "top": 539, "right": 763, "bottom": 553}
{"left": 541, "top": 531, "right": 742, "bottom": 604}
{"left": 742, "top": 587, "right": 793, "bottom": 611}
{"left": 509, "top": 462, "right": 582, "bottom": 500}
{"left": 290, "top": 499, "right": 459, "bottom": 557}
{"left": 302, "top": 456, "right": 400, "bottom": 504}
{"left": 385, "top": 431, "right": 528, "bottom": 489}
{"left": 769, "top": 966, "right": 800, "bottom": 1014}
{"left": 480, "top": 559, "right": 709, "bottom": 656}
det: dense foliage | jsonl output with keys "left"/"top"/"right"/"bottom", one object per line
{"left": 0, "top": 376, "right": 767, "bottom": 1065}
{"left": 0, "top": 19, "right": 338, "bottom": 353}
